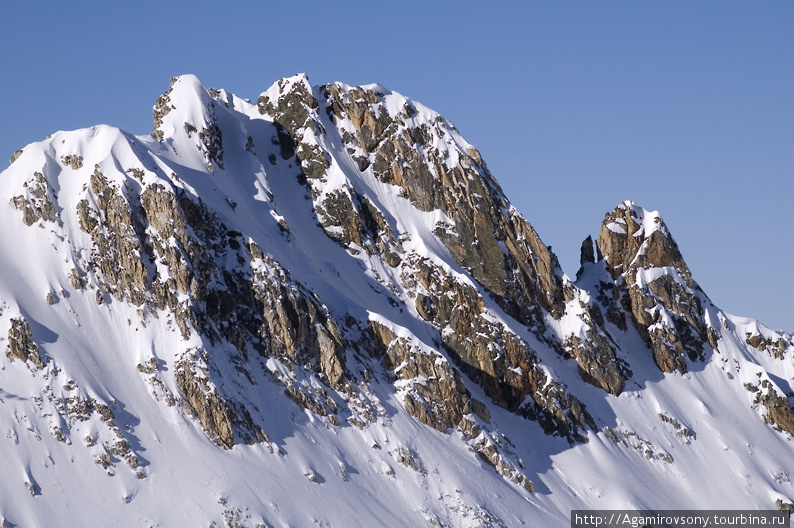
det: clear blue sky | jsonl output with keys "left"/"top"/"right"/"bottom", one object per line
{"left": 2, "top": 1, "right": 792, "bottom": 331}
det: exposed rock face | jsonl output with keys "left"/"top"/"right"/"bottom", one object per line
{"left": 151, "top": 77, "right": 177, "bottom": 141}
{"left": 261, "top": 77, "right": 571, "bottom": 327}
{"left": 133, "top": 73, "right": 602, "bottom": 448}
{"left": 7, "top": 317, "right": 45, "bottom": 369}
{"left": 175, "top": 350, "right": 235, "bottom": 448}
{"left": 406, "top": 254, "right": 592, "bottom": 440}
{"left": 749, "top": 378, "right": 794, "bottom": 435}
{"left": 11, "top": 171, "right": 60, "bottom": 226}
{"left": 132, "top": 182, "right": 349, "bottom": 443}
{"left": 368, "top": 320, "right": 477, "bottom": 433}
{"left": 577, "top": 235, "right": 595, "bottom": 279}
{"left": 762, "top": 389, "right": 794, "bottom": 435}
{"left": 565, "top": 331, "right": 625, "bottom": 395}
{"left": 252, "top": 76, "right": 620, "bottom": 424}
{"left": 596, "top": 201, "right": 711, "bottom": 373}
{"left": 583, "top": 201, "right": 794, "bottom": 437}
{"left": 321, "top": 82, "right": 568, "bottom": 327}
{"left": 365, "top": 319, "right": 537, "bottom": 488}
{"left": 77, "top": 166, "right": 149, "bottom": 307}
{"left": 746, "top": 332, "right": 793, "bottom": 360}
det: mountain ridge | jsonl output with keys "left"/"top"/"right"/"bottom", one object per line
{"left": 0, "top": 73, "right": 792, "bottom": 527}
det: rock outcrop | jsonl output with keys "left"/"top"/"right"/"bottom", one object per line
{"left": 10, "top": 171, "right": 60, "bottom": 227}
{"left": 6, "top": 317, "right": 45, "bottom": 369}
{"left": 247, "top": 76, "right": 604, "bottom": 441}
{"left": 322, "top": 83, "right": 569, "bottom": 327}
{"left": 595, "top": 201, "right": 711, "bottom": 373}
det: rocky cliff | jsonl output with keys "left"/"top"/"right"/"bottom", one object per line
{"left": 594, "top": 201, "right": 714, "bottom": 373}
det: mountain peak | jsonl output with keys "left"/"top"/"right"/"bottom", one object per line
{"left": 594, "top": 201, "right": 708, "bottom": 373}
{"left": 1, "top": 74, "right": 793, "bottom": 527}
{"left": 279, "top": 72, "right": 312, "bottom": 89}
{"left": 598, "top": 200, "right": 688, "bottom": 281}
{"left": 618, "top": 199, "right": 668, "bottom": 235}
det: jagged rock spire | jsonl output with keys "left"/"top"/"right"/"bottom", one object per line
{"left": 596, "top": 201, "right": 711, "bottom": 373}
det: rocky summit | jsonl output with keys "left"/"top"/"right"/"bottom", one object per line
{"left": 0, "top": 74, "right": 792, "bottom": 527}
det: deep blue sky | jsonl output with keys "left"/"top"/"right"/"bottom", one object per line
{"left": 2, "top": 2, "right": 792, "bottom": 331}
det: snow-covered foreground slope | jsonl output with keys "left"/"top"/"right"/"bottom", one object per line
{"left": 0, "top": 74, "right": 792, "bottom": 527}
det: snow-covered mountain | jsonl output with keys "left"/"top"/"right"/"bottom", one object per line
{"left": 1, "top": 74, "right": 792, "bottom": 527}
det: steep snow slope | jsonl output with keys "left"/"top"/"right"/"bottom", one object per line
{"left": 0, "top": 74, "right": 792, "bottom": 527}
